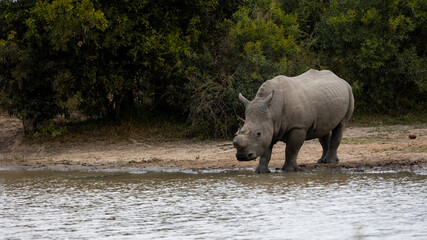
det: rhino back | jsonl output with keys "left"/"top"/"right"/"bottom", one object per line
{"left": 258, "top": 69, "right": 353, "bottom": 140}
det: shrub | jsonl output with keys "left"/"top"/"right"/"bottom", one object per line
{"left": 185, "top": 0, "right": 312, "bottom": 138}
{"left": 316, "top": 0, "right": 426, "bottom": 114}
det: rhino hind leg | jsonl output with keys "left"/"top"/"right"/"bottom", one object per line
{"left": 317, "top": 133, "right": 331, "bottom": 163}
{"left": 319, "top": 122, "right": 345, "bottom": 164}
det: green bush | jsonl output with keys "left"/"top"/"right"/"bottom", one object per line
{"left": 185, "top": 0, "right": 313, "bottom": 138}
{"left": 316, "top": 0, "right": 426, "bottom": 114}
{"left": 0, "top": 0, "right": 107, "bottom": 132}
{"left": 0, "top": 0, "right": 425, "bottom": 138}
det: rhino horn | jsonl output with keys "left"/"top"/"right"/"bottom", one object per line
{"left": 237, "top": 116, "right": 245, "bottom": 124}
{"left": 237, "top": 116, "right": 245, "bottom": 129}
{"left": 238, "top": 93, "right": 250, "bottom": 108}
{"left": 235, "top": 128, "right": 241, "bottom": 136}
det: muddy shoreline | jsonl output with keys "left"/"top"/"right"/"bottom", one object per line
{"left": 1, "top": 157, "right": 426, "bottom": 173}
{"left": 1, "top": 114, "right": 426, "bottom": 172}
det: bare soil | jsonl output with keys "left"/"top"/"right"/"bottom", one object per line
{"left": 1, "top": 113, "right": 426, "bottom": 172}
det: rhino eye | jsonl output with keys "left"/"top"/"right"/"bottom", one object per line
{"left": 256, "top": 131, "right": 261, "bottom": 137}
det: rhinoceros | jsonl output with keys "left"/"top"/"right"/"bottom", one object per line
{"left": 232, "top": 69, "right": 354, "bottom": 173}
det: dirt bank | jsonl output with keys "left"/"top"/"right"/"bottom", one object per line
{"left": 1, "top": 114, "right": 426, "bottom": 172}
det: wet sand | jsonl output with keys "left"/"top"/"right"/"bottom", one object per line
{"left": 1, "top": 114, "right": 426, "bottom": 172}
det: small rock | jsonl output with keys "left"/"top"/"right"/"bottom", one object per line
{"left": 409, "top": 135, "right": 416, "bottom": 139}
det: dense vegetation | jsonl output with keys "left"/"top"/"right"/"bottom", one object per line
{"left": 1, "top": 0, "right": 426, "bottom": 137}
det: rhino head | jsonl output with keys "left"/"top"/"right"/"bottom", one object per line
{"left": 233, "top": 91, "right": 275, "bottom": 161}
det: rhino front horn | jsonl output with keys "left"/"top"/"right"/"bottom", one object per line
{"left": 237, "top": 116, "right": 245, "bottom": 128}
{"left": 237, "top": 116, "right": 245, "bottom": 124}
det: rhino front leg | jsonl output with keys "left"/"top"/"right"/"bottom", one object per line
{"left": 282, "top": 129, "right": 305, "bottom": 172}
{"left": 255, "top": 145, "right": 273, "bottom": 174}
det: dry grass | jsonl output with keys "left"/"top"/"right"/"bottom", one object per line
{"left": 349, "top": 113, "right": 427, "bottom": 127}
{"left": 9, "top": 110, "right": 427, "bottom": 146}
{"left": 23, "top": 114, "right": 190, "bottom": 145}
{"left": 382, "top": 145, "right": 427, "bottom": 153}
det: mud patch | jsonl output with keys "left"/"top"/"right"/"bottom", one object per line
{"left": 1, "top": 114, "right": 426, "bottom": 172}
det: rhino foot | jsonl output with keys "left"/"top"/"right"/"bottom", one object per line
{"left": 255, "top": 165, "right": 271, "bottom": 174}
{"left": 317, "top": 157, "right": 340, "bottom": 164}
{"left": 281, "top": 164, "right": 303, "bottom": 172}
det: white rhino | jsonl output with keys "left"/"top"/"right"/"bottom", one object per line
{"left": 233, "top": 69, "right": 354, "bottom": 173}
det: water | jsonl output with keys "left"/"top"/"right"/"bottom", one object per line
{"left": 1, "top": 169, "right": 426, "bottom": 239}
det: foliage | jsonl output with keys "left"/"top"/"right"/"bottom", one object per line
{"left": 41, "top": 122, "right": 68, "bottom": 137}
{"left": 0, "top": 0, "right": 107, "bottom": 132}
{"left": 186, "top": 0, "right": 312, "bottom": 137}
{"left": 316, "top": 0, "right": 426, "bottom": 114}
{"left": 0, "top": 0, "right": 425, "bottom": 137}
{"left": 73, "top": 0, "right": 223, "bottom": 119}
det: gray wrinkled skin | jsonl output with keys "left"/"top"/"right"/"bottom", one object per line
{"left": 233, "top": 69, "right": 354, "bottom": 173}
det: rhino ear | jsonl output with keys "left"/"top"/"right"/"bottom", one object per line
{"left": 263, "top": 90, "right": 274, "bottom": 106}
{"left": 259, "top": 90, "right": 274, "bottom": 112}
{"left": 239, "top": 93, "right": 250, "bottom": 108}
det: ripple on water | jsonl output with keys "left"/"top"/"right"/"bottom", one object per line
{"left": 0, "top": 170, "right": 426, "bottom": 239}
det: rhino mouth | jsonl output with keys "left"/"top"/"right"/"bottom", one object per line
{"left": 236, "top": 152, "right": 257, "bottom": 161}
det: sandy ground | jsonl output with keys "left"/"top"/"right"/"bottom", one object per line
{"left": 0, "top": 114, "right": 426, "bottom": 172}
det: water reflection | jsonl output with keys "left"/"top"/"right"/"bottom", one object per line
{"left": 1, "top": 170, "right": 426, "bottom": 239}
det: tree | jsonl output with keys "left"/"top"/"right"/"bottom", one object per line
{"left": 74, "top": 0, "right": 223, "bottom": 119}
{"left": 0, "top": 0, "right": 107, "bottom": 132}
{"left": 185, "top": 0, "right": 310, "bottom": 137}
{"left": 316, "top": 0, "right": 426, "bottom": 113}
{"left": 1, "top": 0, "right": 425, "bottom": 138}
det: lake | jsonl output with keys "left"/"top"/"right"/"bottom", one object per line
{"left": 1, "top": 168, "right": 426, "bottom": 239}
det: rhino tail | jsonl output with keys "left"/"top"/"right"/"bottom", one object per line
{"left": 344, "top": 86, "right": 354, "bottom": 124}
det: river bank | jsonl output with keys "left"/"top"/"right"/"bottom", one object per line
{"left": 1, "top": 114, "right": 426, "bottom": 172}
